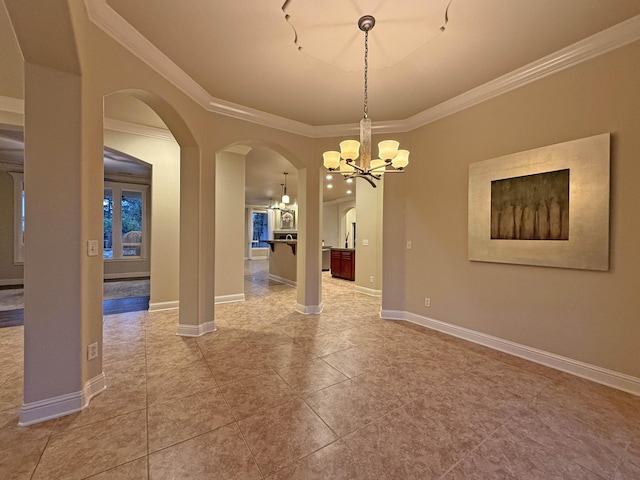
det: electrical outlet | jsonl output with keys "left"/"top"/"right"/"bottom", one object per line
{"left": 424, "top": 297, "right": 431, "bottom": 307}
{"left": 87, "top": 342, "right": 98, "bottom": 360}
{"left": 362, "top": 239, "right": 369, "bottom": 246}
{"left": 406, "top": 240, "right": 412, "bottom": 249}
{"left": 369, "top": 275, "right": 374, "bottom": 283}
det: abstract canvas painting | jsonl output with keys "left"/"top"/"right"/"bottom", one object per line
{"left": 469, "top": 133, "right": 610, "bottom": 270}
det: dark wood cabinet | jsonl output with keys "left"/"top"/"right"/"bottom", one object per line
{"left": 330, "top": 248, "right": 355, "bottom": 281}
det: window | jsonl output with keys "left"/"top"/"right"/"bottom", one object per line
{"left": 9, "top": 172, "right": 24, "bottom": 264}
{"left": 104, "top": 182, "right": 148, "bottom": 260}
{"left": 11, "top": 176, "right": 147, "bottom": 263}
{"left": 252, "top": 211, "right": 269, "bottom": 248}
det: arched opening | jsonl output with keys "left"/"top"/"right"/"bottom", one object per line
{"left": 103, "top": 92, "right": 180, "bottom": 315}
{"left": 342, "top": 207, "right": 357, "bottom": 250}
{"left": 213, "top": 140, "right": 305, "bottom": 308}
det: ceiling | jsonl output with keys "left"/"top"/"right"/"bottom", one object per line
{"left": 103, "top": 0, "right": 640, "bottom": 125}
{"left": 3, "top": 1, "right": 640, "bottom": 206}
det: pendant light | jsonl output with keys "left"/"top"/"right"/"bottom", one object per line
{"left": 281, "top": 172, "right": 290, "bottom": 204}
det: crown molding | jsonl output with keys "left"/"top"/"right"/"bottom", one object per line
{"left": 0, "top": 98, "right": 176, "bottom": 142}
{"left": 103, "top": 118, "right": 174, "bottom": 141}
{"left": 84, "top": 0, "right": 316, "bottom": 137}
{"left": 403, "top": 14, "right": 640, "bottom": 131}
{"left": 2, "top": 3, "right": 635, "bottom": 138}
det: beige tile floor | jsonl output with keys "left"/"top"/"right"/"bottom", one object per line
{"left": 1, "top": 260, "right": 639, "bottom": 479}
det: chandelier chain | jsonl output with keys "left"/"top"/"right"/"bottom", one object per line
{"left": 363, "top": 29, "right": 368, "bottom": 119}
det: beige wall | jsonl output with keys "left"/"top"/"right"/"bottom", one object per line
{"left": 0, "top": 169, "right": 23, "bottom": 283}
{"left": 355, "top": 180, "right": 383, "bottom": 293}
{"left": 321, "top": 201, "right": 340, "bottom": 248}
{"left": 389, "top": 40, "right": 640, "bottom": 378}
{"left": 215, "top": 151, "right": 245, "bottom": 299}
{"left": 322, "top": 198, "right": 355, "bottom": 249}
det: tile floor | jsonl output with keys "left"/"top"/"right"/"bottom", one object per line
{"left": 1, "top": 260, "right": 639, "bottom": 479}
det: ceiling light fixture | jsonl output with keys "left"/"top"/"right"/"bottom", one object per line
{"left": 322, "top": 15, "right": 410, "bottom": 188}
{"left": 281, "top": 172, "right": 290, "bottom": 204}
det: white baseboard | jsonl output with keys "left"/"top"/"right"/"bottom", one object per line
{"left": 215, "top": 293, "right": 245, "bottom": 304}
{"left": 296, "top": 303, "right": 324, "bottom": 315}
{"left": 0, "top": 279, "right": 22, "bottom": 287}
{"left": 148, "top": 300, "right": 179, "bottom": 312}
{"left": 19, "top": 372, "right": 106, "bottom": 426}
{"left": 103, "top": 272, "right": 150, "bottom": 280}
{"left": 381, "top": 309, "right": 640, "bottom": 397}
{"left": 354, "top": 285, "right": 382, "bottom": 297}
{"left": 176, "top": 320, "right": 216, "bottom": 337}
{"left": 268, "top": 274, "right": 297, "bottom": 288}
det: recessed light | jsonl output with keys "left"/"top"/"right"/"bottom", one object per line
{"left": 346, "top": 190, "right": 352, "bottom": 194}
{"left": 327, "top": 184, "right": 333, "bottom": 189}
{"left": 326, "top": 174, "right": 333, "bottom": 180}
{"left": 346, "top": 178, "right": 353, "bottom": 184}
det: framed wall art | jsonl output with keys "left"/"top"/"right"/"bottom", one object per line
{"left": 280, "top": 210, "right": 295, "bottom": 230}
{"left": 468, "top": 133, "right": 610, "bottom": 270}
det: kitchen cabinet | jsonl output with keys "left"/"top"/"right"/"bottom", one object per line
{"left": 330, "top": 248, "right": 355, "bottom": 281}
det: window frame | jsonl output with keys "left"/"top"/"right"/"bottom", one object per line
{"left": 104, "top": 181, "right": 149, "bottom": 261}
{"left": 9, "top": 172, "right": 24, "bottom": 264}
{"left": 251, "top": 210, "right": 270, "bottom": 249}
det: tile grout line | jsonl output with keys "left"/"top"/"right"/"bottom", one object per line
{"left": 144, "top": 310, "right": 151, "bottom": 479}
{"left": 196, "top": 324, "right": 267, "bottom": 479}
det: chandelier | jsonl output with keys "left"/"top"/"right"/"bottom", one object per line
{"left": 322, "top": 15, "right": 410, "bottom": 187}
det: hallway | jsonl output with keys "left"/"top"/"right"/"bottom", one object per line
{"left": 0, "top": 261, "right": 638, "bottom": 478}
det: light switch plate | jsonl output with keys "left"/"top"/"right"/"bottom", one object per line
{"left": 87, "top": 240, "right": 99, "bottom": 256}
{"left": 362, "top": 239, "right": 369, "bottom": 246}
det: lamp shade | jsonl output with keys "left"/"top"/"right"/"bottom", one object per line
{"left": 323, "top": 151, "right": 341, "bottom": 170}
{"left": 339, "top": 159, "right": 355, "bottom": 175}
{"left": 339, "top": 140, "right": 360, "bottom": 161}
{"left": 370, "top": 158, "right": 386, "bottom": 174}
{"left": 391, "top": 149, "right": 410, "bottom": 169}
{"left": 282, "top": 194, "right": 290, "bottom": 204}
{"left": 378, "top": 140, "right": 400, "bottom": 161}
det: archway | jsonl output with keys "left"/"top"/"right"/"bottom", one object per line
{"left": 103, "top": 93, "right": 179, "bottom": 314}
{"left": 214, "top": 139, "right": 322, "bottom": 314}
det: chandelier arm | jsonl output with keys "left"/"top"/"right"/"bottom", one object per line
{"left": 357, "top": 174, "right": 378, "bottom": 188}
{"left": 348, "top": 161, "right": 367, "bottom": 174}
